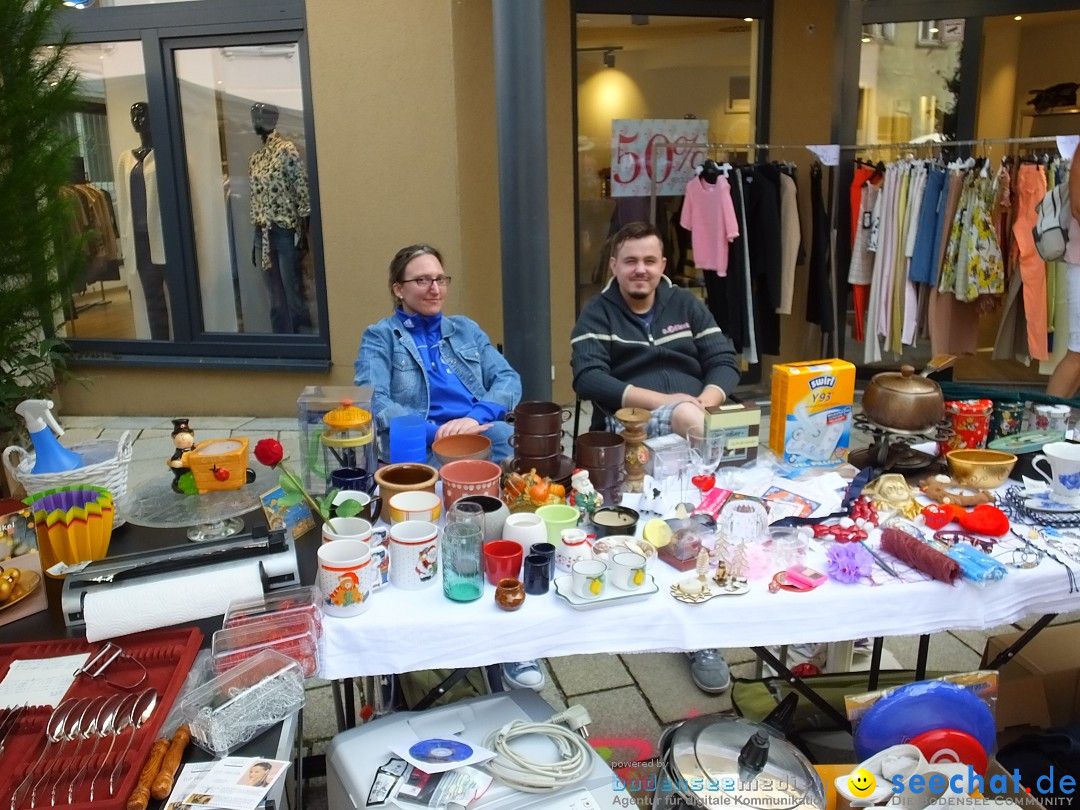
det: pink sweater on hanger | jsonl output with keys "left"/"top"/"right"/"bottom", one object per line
{"left": 681, "top": 175, "right": 740, "bottom": 276}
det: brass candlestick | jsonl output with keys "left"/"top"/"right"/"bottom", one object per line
{"left": 614, "top": 407, "right": 651, "bottom": 493}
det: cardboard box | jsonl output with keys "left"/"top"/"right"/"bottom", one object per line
{"left": 705, "top": 402, "right": 761, "bottom": 467}
{"left": 983, "top": 623, "right": 1080, "bottom": 728}
{"left": 769, "top": 359, "right": 855, "bottom": 467}
{"left": 984, "top": 757, "right": 1049, "bottom": 810}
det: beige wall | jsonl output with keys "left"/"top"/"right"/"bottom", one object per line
{"left": 768, "top": 0, "right": 837, "bottom": 368}
{"left": 977, "top": 18, "right": 1022, "bottom": 140}
{"left": 60, "top": 0, "right": 580, "bottom": 417}
{"left": 1014, "top": 17, "right": 1080, "bottom": 137}
{"left": 58, "top": 0, "right": 837, "bottom": 418}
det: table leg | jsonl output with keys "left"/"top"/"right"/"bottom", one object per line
{"left": 295, "top": 706, "right": 304, "bottom": 810}
{"left": 752, "top": 646, "right": 852, "bottom": 732}
{"left": 343, "top": 676, "right": 357, "bottom": 728}
{"left": 915, "top": 635, "right": 930, "bottom": 679}
{"left": 868, "top": 638, "right": 884, "bottom": 691}
{"left": 332, "top": 679, "right": 347, "bottom": 732}
{"left": 984, "top": 613, "right": 1056, "bottom": 670}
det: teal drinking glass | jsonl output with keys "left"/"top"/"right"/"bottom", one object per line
{"left": 442, "top": 521, "right": 484, "bottom": 602}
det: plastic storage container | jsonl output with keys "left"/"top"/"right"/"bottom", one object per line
{"left": 224, "top": 585, "right": 323, "bottom": 637}
{"left": 181, "top": 649, "right": 306, "bottom": 756}
{"left": 211, "top": 613, "right": 319, "bottom": 677}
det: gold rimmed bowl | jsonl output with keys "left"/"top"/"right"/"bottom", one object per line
{"left": 946, "top": 449, "right": 1018, "bottom": 490}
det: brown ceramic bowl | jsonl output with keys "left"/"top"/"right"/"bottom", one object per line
{"left": 506, "top": 401, "right": 572, "bottom": 435}
{"left": 373, "top": 463, "right": 439, "bottom": 505}
{"left": 946, "top": 449, "right": 1017, "bottom": 490}
{"left": 574, "top": 431, "right": 626, "bottom": 468}
{"left": 509, "top": 430, "right": 564, "bottom": 458}
{"left": 432, "top": 434, "right": 492, "bottom": 466}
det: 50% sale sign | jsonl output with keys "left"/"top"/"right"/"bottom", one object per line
{"left": 610, "top": 119, "right": 709, "bottom": 197}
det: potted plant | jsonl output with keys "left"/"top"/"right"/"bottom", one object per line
{"left": 0, "top": 0, "right": 86, "bottom": 491}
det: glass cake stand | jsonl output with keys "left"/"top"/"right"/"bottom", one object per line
{"left": 120, "top": 464, "right": 271, "bottom": 541}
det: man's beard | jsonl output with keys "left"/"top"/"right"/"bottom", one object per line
{"left": 628, "top": 290, "right": 650, "bottom": 299}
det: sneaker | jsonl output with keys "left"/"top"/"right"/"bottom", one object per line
{"left": 689, "top": 649, "right": 731, "bottom": 694}
{"left": 502, "top": 660, "right": 545, "bottom": 691}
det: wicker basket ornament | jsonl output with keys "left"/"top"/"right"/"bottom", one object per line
{"left": 3, "top": 430, "right": 133, "bottom": 527}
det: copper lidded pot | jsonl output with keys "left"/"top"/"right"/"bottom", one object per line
{"left": 860, "top": 355, "right": 955, "bottom": 434}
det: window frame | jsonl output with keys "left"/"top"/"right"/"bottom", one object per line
{"left": 53, "top": 0, "right": 331, "bottom": 371}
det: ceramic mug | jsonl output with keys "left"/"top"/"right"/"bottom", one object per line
{"left": 1032, "top": 441, "right": 1080, "bottom": 499}
{"left": 322, "top": 516, "right": 373, "bottom": 544}
{"left": 609, "top": 551, "right": 647, "bottom": 591}
{"left": 501, "top": 512, "right": 549, "bottom": 549}
{"left": 536, "top": 503, "right": 581, "bottom": 544}
{"left": 571, "top": 559, "right": 607, "bottom": 600}
{"left": 388, "top": 520, "right": 440, "bottom": 589}
{"left": 317, "top": 539, "right": 376, "bottom": 617}
{"left": 332, "top": 489, "right": 382, "bottom": 523}
{"left": 387, "top": 490, "right": 443, "bottom": 524}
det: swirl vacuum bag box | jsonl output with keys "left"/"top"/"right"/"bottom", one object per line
{"left": 769, "top": 359, "right": 855, "bottom": 467}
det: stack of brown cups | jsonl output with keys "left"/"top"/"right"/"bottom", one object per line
{"left": 573, "top": 431, "right": 626, "bottom": 506}
{"left": 507, "top": 401, "right": 571, "bottom": 479}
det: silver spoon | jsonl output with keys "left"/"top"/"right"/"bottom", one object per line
{"left": 68, "top": 694, "right": 124, "bottom": 804}
{"left": 89, "top": 693, "right": 136, "bottom": 802}
{"left": 10, "top": 699, "right": 77, "bottom": 810}
{"left": 38, "top": 697, "right": 98, "bottom": 808}
{"left": 109, "top": 688, "right": 157, "bottom": 796}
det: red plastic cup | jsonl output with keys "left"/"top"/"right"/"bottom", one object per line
{"left": 482, "top": 539, "right": 523, "bottom": 585}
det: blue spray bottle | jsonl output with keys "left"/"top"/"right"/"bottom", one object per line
{"left": 15, "top": 399, "right": 83, "bottom": 474}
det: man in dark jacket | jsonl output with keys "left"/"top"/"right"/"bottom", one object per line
{"left": 571, "top": 221, "right": 741, "bottom": 695}
{"left": 571, "top": 221, "right": 741, "bottom": 438}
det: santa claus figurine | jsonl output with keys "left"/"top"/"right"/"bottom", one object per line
{"left": 568, "top": 468, "right": 603, "bottom": 517}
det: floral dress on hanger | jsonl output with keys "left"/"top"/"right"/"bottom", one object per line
{"left": 940, "top": 173, "right": 1004, "bottom": 302}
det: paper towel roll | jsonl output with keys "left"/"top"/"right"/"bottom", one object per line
{"left": 84, "top": 560, "right": 265, "bottom": 642}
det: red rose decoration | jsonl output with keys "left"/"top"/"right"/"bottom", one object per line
{"left": 254, "top": 438, "right": 284, "bottom": 467}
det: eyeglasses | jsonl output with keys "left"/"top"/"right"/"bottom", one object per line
{"left": 400, "top": 276, "right": 452, "bottom": 290}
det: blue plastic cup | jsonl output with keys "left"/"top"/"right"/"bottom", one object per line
{"left": 389, "top": 414, "right": 428, "bottom": 463}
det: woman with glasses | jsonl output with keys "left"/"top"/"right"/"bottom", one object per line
{"left": 355, "top": 244, "right": 520, "bottom": 463}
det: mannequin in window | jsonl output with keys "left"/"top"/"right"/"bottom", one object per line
{"left": 114, "top": 101, "right": 170, "bottom": 340}
{"left": 248, "top": 102, "right": 311, "bottom": 334}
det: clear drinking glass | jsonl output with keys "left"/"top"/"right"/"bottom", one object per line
{"left": 447, "top": 500, "right": 485, "bottom": 530}
{"left": 441, "top": 522, "right": 484, "bottom": 602}
{"left": 686, "top": 425, "right": 724, "bottom": 498}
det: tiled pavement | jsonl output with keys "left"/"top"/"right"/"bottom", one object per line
{"left": 50, "top": 409, "right": 1080, "bottom": 809}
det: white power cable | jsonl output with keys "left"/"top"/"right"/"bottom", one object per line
{"left": 481, "top": 708, "right": 595, "bottom": 794}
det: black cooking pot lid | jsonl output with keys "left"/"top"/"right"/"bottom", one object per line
{"left": 667, "top": 716, "right": 826, "bottom": 809}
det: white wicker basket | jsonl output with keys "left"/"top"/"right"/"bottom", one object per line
{"left": 3, "top": 430, "right": 134, "bottom": 527}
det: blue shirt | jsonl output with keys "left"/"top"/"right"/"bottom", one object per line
{"left": 395, "top": 310, "right": 507, "bottom": 443}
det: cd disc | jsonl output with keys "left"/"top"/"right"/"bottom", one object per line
{"left": 409, "top": 738, "right": 474, "bottom": 764}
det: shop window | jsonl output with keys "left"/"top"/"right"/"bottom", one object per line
{"left": 916, "top": 20, "right": 946, "bottom": 47}
{"left": 857, "top": 20, "right": 962, "bottom": 145}
{"left": 61, "top": 41, "right": 158, "bottom": 341}
{"left": 174, "top": 42, "right": 315, "bottom": 336}
{"left": 55, "top": 0, "right": 326, "bottom": 368}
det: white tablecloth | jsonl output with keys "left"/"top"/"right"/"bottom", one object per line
{"left": 318, "top": 517, "right": 1080, "bottom": 680}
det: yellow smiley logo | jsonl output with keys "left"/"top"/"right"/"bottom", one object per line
{"left": 847, "top": 768, "right": 877, "bottom": 799}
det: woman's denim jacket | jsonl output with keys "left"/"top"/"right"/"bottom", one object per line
{"left": 354, "top": 314, "right": 521, "bottom": 456}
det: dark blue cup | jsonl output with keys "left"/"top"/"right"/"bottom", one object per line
{"left": 523, "top": 553, "right": 551, "bottom": 595}
{"left": 330, "top": 466, "right": 375, "bottom": 495}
